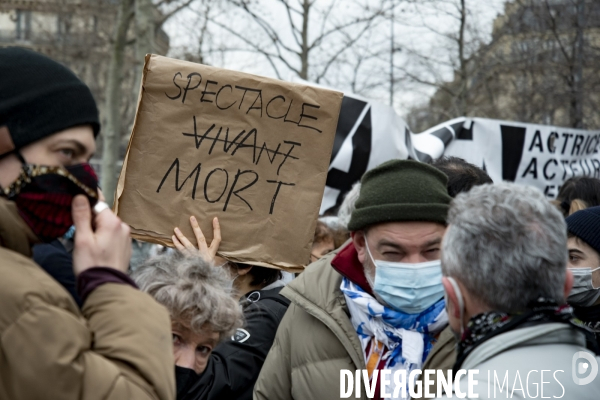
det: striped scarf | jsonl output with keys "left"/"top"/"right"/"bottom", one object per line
{"left": 341, "top": 277, "right": 448, "bottom": 398}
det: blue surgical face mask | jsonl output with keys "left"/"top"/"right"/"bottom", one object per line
{"left": 365, "top": 238, "right": 445, "bottom": 314}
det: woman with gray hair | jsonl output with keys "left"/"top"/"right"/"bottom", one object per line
{"left": 131, "top": 252, "right": 244, "bottom": 396}
{"left": 170, "top": 216, "right": 291, "bottom": 400}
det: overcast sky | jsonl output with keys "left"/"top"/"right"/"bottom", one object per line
{"left": 163, "top": 0, "right": 507, "bottom": 123}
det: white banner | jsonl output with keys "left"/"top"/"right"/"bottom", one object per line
{"left": 321, "top": 94, "right": 408, "bottom": 213}
{"left": 321, "top": 97, "right": 600, "bottom": 214}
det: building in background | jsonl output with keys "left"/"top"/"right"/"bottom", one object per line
{"left": 409, "top": 0, "right": 600, "bottom": 132}
{"left": 0, "top": 0, "right": 170, "bottom": 173}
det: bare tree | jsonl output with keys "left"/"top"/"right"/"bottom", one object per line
{"left": 396, "top": 0, "right": 496, "bottom": 128}
{"left": 130, "top": 0, "right": 195, "bottom": 93}
{"left": 404, "top": 0, "right": 600, "bottom": 130}
{"left": 102, "top": 0, "right": 135, "bottom": 205}
{"left": 101, "top": 0, "right": 197, "bottom": 205}
{"left": 469, "top": 0, "right": 600, "bottom": 129}
{"left": 203, "top": 0, "right": 386, "bottom": 83}
{"left": 511, "top": 0, "right": 600, "bottom": 128}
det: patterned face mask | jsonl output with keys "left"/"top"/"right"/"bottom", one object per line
{"left": 2, "top": 159, "right": 98, "bottom": 242}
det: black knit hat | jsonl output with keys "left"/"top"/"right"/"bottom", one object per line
{"left": 347, "top": 159, "right": 452, "bottom": 231}
{"left": 566, "top": 206, "right": 600, "bottom": 254}
{"left": 0, "top": 47, "right": 99, "bottom": 156}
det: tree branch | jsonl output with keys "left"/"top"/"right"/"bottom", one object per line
{"left": 156, "top": 0, "right": 196, "bottom": 27}
{"left": 209, "top": 18, "right": 301, "bottom": 77}
{"left": 278, "top": 0, "right": 303, "bottom": 48}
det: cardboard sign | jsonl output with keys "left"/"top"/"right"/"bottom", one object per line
{"left": 115, "top": 55, "right": 343, "bottom": 270}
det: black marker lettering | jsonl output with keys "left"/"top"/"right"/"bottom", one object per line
{"left": 201, "top": 80, "right": 219, "bottom": 103}
{"left": 256, "top": 142, "right": 282, "bottom": 165}
{"left": 223, "top": 169, "right": 259, "bottom": 211}
{"left": 216, "top": 85, "right": 236, "bottom": 110}
{"left": 266, "top": 180, "right": 296, "bottom": 214}
{"left": 297, "top": 103, "right": 322, "bottom": 133}
{"left": 166, "top": 72, "right": 183, "bottom": 100}
{"left": 204, "top": 168, "right": 229, "bottom": 203}
{"left": 231, "top": 129, "right": 258, "bottom": 163}
{"left": 182, "top": 117, "right": 214, "bottom": 149}
{"left": 223, "top": 129, "right": 248, "bottom": 153}
{"left": 247, "top": 91, "right": 263, "bottom": 116}
{"left": 277, "top": 141, "right": 301, "bottom": 175}
{"left": 266, "top": 95, "right": 286, "bottom": 119}
{"left": 235, "top": 86, "right": 261, "bottom": 111}
{"left": 283, "top": 99, "right": 299, "bottom": 124}
{"left": 156, "top": 158, "right": 202, "bottom": 199}
{"left": 182, "top": 72, "right": 202, "bottom": 104}
{"left": 208, "top": 127, "right": 223, "bottom": 155}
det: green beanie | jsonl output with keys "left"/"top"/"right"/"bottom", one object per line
{"left": 347, "top": 159, "right": 452, "bottom": 231}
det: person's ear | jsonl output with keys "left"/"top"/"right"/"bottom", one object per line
{"left": 564, "top": 268, "right": 574, "bottom": 301}
{"left": 352, "top": 230, "right": 367, "bottom": 264}
{"left": 237, "top": 265, "right": 253, "bottom": 276}
{"left": 442, "top": 277, "right": 461, "bottom": 318}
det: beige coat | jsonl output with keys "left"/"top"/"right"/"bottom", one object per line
{"left": 253, "top": 249, "right": 455, "bottom": 400}
{"left": 0, "top": 198, "right": 175, "bottom": 399}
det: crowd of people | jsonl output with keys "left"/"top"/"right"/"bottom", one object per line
{"left": 1, "top": 47, "right": 600, "bottom": 399}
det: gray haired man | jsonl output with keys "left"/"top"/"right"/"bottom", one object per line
{"left": 438, "top": 182, "right": 600, "bottom": 399}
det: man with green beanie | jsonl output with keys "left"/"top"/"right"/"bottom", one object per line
{"left": 254, "top": 160, "right": 453, "bottom": 400}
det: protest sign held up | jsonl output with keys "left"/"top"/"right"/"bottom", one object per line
{"left": 115, "top": 55, "right": 343, "bottom": 270}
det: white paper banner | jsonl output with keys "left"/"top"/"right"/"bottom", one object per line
{"left": 322, "top": 96, "right": 600, "bottom": 214}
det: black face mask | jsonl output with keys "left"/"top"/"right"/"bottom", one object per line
{"left": 175, "top": 365, "right": 199, "bottom": 398}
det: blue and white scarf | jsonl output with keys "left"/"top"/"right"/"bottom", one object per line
{"left": 341, "top": 277, "right": 448, "bottom": 398}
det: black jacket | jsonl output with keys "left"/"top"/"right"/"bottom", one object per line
{"left": 178, "top": 285, "right": 291, "bottom": 400}
{"left": 32, "top": 239, "right": 81, "bottom": 307}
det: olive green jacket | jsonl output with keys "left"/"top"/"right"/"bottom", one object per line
{"left": 253, "top": 249, "right": 456, "bottom": 400}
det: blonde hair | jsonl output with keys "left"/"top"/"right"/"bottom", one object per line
{"left": 552, "top": 198, "right": 589, "bottom": 217}
{"left": 569, "top": 199, "right": 588, "bottom": 215}
{"left": 132, "top": 252, "right": 244, "bottom": 342}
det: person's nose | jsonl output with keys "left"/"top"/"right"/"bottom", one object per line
{"left": 174, "top": 347, "right": 196, "bottom": 371}
{"left": 405, "top": 253, "right": 428, "bottom": 264}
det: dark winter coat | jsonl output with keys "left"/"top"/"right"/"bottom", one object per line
{"left": 33, "top": 239, "right": 81, "bottom": 306}
{"left": 178, "top": 284, "right": 290, "bottom": 400}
